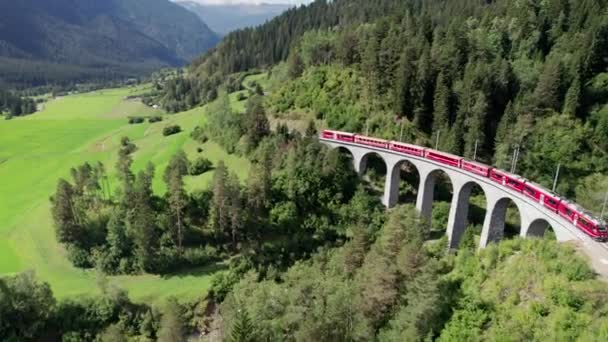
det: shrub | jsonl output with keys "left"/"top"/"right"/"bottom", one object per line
{"left": 163, "top": 125, "right": 182, "bottom": 136}
{"left": 191, "top": 126, "right": 208, "bottom": 143}
{"left": 128, "top": 116, "right": 145, "bottom": 124}
{"left": 236, "top": 93, "right": 247, "bottom": 101}
{"left": 66, "top": 244, "right": 93, "bottom": 268}
{"left": 148, "top": 116, "right": 163, "bottom": 123}
{"left": 190, "top": 157, "right": 213, "bottom": 175}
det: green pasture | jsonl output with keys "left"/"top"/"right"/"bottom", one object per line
{"left": 0, "top": 87, "right": 249, "bottom": 302}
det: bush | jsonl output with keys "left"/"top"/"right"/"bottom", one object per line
{"left": 128, "top": 117, "right": 144, "bottom": 124}
{"left": 189, "top": 157, "right": 213, "bottom": 175}
{"left": 163, "top": 125, "right": 182, "bottom": 136}
{"left": 182, "top": 246, "right": 220, "bottom": 266}
{"left": 148, "top": 116, "right": 163, "bottom": 123}
{"left": 128, "top": 116, "right": 145, "bottom": 124}
{"left": 191, "top": 126, "right": 208, "bottom": 143}
{"left": 66, "top": 244, "right": 93, "bottom": 268}
{"left": 236, "top": 93, "right": 247, "bottom": 101}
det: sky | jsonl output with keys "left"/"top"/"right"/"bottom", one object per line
{"left": 182, "top": 0, "right": 313, "bottom": 5}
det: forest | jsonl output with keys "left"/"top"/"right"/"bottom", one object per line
{"left": 4, "top": 0, "right": 608, "bottom": 340}
{"left": 0, "top": 88, "right": 36, "bottom": 118}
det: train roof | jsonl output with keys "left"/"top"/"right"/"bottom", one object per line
{"left": 461, "top": 159, "right": 491, "bottom": 168}
{"left": 523, "top": 181, "right": 560, "bottom": 197}
{"left": 492, "top": 168, "right": 527, "bottom": 180}
{"left": 425, "top": 149, "right": 463, "bottom": 159}
{"left": 324, "top": 129, "right": 355, "bottom": 136}
{"left": 356, "top": 135, "right": 388, "bottom": 141}
{"left": 389, "top": 141, "right": 425, "bottom": 148}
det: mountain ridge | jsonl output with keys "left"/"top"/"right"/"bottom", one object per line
{"left": 0, "top": 0, "right": 220, "bottom": 86}
{"left": 176, "top": 0, "right": 291, "bottom": 35}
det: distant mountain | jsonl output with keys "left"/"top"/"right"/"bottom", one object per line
{"left": 0, "top": 0, "right": 220, "bottom": 86}
{"left": 176, "top": 1, "right": 291, "bottom": 35}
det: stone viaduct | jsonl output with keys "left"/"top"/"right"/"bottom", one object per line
{"left": 320, "top": 139, "right": 593, "bottom": 250}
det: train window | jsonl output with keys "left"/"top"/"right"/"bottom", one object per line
{"left": 564, "top": 208, "right": 572, "bottom": 216}
{"left": 524, "top": 187, "right": 535, "bottom": 196}
{"left": 507, "top": 179, "right": 519, "bottom": 186}
{"left": 546, "top": 199, "right": 557, "bottom": 206}
{"left": 599, "top": 226, "right": 607, "bottom": 232}
{"left": 579, "top": 218, "right": 590, "bottom": 228}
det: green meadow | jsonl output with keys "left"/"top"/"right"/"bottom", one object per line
{"left": 0, "top": 87, "right": 250, "bottom": 303}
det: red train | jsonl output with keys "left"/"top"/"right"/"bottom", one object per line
{"left": 321, "top": 130, "right": 608, "bottom": 242}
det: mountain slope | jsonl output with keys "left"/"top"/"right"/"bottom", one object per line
{"left": 0, "top": 0, "right": 219, "bottom": 86}
{"left": 176, "top": 1, "right": 290, "bottom": 35}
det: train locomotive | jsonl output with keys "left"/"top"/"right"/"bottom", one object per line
{"left": 321, "top": 129, "right": 608, "bottom": 242}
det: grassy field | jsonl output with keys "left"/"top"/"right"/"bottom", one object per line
{"left": 0, "top": 87, "right": 250, "bottom": 303}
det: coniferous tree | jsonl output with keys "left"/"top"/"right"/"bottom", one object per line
{"left": 129, "top": 163, "right": 159, "bottom": 272}
{"left": 563, "top": 76, "right": 581, "bottom": 116}
{"left": 157, "top": 298, "right": 185, "bottom": 342}
{"left": 229, "top": 306, "right": 256, "bottom": 342}
{"left": 413, "top": 45, "right": 434, "bottom": 133}
{"left": 432, "top": 72, "right": 451, "bottom": 150}
{"left": 395, "top": 46, "right": 417, "bottom": 118}
{"left": 245, "top": 96, "right": 270, "bottom": 149}
{"left": 494, "top": 102, "right": 518, "bottom": 169}
{"left": 164, "top": 151, "right": 190, "bottom": 253}
{"left": 51, "top": 179, "right": 82, "bottom": 244}
{"left": 532, "top": 57, "right": 564, "bottom": 112}
{"left": 209, "top": 161, "right": 231, "bottom": 243}
{"left": 464, "top": 92, "right": 488, "bottom": 160}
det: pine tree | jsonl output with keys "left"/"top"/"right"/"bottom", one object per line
{"left": 229, "top": 306, "right": 256, "bottom": 342}
{"left": 563, "top": 75, "right": 581, "bottom": 116}
{"left": 532, "top": 57, "right": 564, "bottom": 112}
{"left": 164, "top": 151, "right": 190, "bottom": 253}
{"left": 51, "top": 179, "right": 82, "bottom": 244}
{"left": 305, "top": 119, "right": 318, "bottom": 137}
{"left": 129, "top": 163, "right": 159, "bottom": 272}
{"left": 209, "top": 161, "right": 230, "bottom": 242}
{"left": 494, "top": 102, "right": 518, "bottom": 169}
{"left": 245, "top": 96, "right": 270, "bottom": 149}
{"left": 395, "top": 46, "right": 417, "bottom": 118}
{"left": 432, "top": 72, "right": 451, "bottom": 150}
{"left": 447, "top": 106, "right": 465, "bottom": 155}
{"left": 413, "top": 45, "right": 434, "bottom": 133}
{"left": 228, "top": 171, "right": 243, "bottom": 250}
{"left": 158, "top": 298, "right": 185, "bottom": 342}
{"left": 464, "top": 92, "right": 488, "bottom": 159}
{"left": 344, "top": 226, "right": 368, "bottom": 275}
{"left": 287, "top": 52, "right": 305, "bottom": 79}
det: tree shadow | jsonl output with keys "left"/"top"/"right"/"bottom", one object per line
{"left": 160, "top": 262, "right": 227, "bottom": 280}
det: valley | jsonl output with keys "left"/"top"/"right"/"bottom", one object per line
{"left": 0, "top": 86, "right": 250, "bottom": 301}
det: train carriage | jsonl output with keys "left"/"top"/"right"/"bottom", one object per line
{"left": 425, "top": 150, "right": 463, "bottom": 168}
{"left": 354, "top": 135, "right": 389, "bottom": 149}
{"left": 461, "top": 160, "right": 492, "bottom": 177}
{"left": 389, "top": 141, "right": 426, "bottom": 157}
{"left": 490, "top": 169, "right": 526, "bottom": 192}
{"left": 321, "top": 130, "right": 356, "bottom": 143}
{"left": 522, "top": 181, "right": 562, "bottom": 212}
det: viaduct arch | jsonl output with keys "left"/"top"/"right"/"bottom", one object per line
{"left": 323, "top": 139, "right": 589, "bottom": 250}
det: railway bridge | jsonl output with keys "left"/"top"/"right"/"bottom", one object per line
{"left": 320, "top": 138, "right": 608, "bottom": 271}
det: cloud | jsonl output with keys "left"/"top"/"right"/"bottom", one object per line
{"left": 181, "top": 0, "right": 313, "bottom": 5}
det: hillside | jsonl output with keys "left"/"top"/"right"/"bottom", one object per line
{"left": 0, "top": 0, "right": 219, "bottom": 86}
{"left": 176, "top": 1, "right": 291, "bottom": 35}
